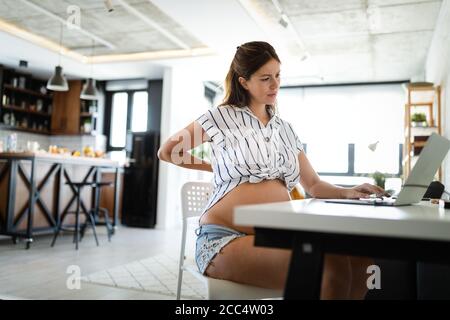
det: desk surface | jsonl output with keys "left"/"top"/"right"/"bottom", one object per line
{"left": 234, "top": 199, "right": 450, "bottom": 242}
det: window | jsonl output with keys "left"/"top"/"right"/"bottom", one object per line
{"left": 354, "top": 143, "right": 399, "bottom": 174}
{"left": 110, "top": 92, "right": 128, "bottom": 148}
{"left": 131, "top": 91, "right": 148, "bottom": 132}
{"left": 306, "top": 142, "right": 348, "bottom": 173}
{"left": 106, "top": 90, "right": 149, "bottom": 150}
{"left": 277, "top": 83, "right": 404, "bottom": 183}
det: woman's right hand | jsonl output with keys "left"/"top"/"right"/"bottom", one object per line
{"left": 342, "top": 183, "right": 390, "bottom": 199}
{"left": 158, "top": 121, "right": 212, "bottom": 172}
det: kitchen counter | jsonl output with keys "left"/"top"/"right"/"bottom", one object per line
{"left": 0, "top": 151, "right": 120, "bottom": 167}
{"left": 0, "top": 152, "right": 122, "bottom": 248}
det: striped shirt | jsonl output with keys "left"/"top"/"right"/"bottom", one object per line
{"left": 195, "top": 104, "right": 304, "bottom": 218}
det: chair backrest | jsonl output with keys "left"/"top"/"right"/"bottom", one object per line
{"left": 423, "top": 181, "right": 445, "bottom": 199}
{"left": 181, "top": 181, "right": 214, "bottom": 220}
{"left": 178, "top": 181, "right": 284, "bottom": 300}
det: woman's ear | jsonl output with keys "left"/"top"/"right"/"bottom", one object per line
{"left": 238, "top": 76, "right": 248, "bottom": 90}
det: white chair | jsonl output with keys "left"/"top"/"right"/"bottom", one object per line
{"left": 177, "top": 181, "right": 282, "bottom": 300}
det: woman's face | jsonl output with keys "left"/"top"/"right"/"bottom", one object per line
{"left": 239, "top": 58, "right": 281, "bottom": 107}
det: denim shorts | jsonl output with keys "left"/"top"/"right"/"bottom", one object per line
{"left": 195, "top": 224, "right": 247, "bottom": 275}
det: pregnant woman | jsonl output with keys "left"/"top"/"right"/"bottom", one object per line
{"left": 158, "top": 41, "right": 386, "bottom": 299}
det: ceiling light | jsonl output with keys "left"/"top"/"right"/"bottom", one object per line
{"left": 80, "top": 41, "right": 98, "bottom": 100}
{"left": 47, "top": 24, "right": 69, "bottom": 91}
{"left": 104, "top": 0, "right": 114, "bottom": 12}
{"left": 47, "top": 66, "right": 69, "bottom": 91}
{"left": 279, "top": 13, "right": 289, "bottom": 28}
{"left": 80, "top": 78, "right": 98, "bottom": 100}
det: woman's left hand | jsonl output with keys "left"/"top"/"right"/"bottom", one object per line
{"left": 342, "top": 183, "right": 390, "bottom": 199}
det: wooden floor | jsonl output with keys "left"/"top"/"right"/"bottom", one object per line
{"left": 0, "top": 226, "right": 188, "bottom": 300}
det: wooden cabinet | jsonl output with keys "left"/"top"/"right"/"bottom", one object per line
{"left": 403, "top": 82, "right": 442, "bottom": 180}
{"left": 100, "top": 171, "right": 123, "bottom": 220}
{"left": 51, "top": 80, "right": 81, "bottom": 135}
{"left": 51, "top": 79, "right": 100, "bottom": 135}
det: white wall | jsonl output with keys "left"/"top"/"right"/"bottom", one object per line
{"left": 156, "top": 65, "right": 214, "bottom": 230}
{"left": 425, "top": 0, "right": 450, "bottom": 188}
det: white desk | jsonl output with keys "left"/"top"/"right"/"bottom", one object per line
{"left": 234, "top": 199, "right": 450, "bottom": 299}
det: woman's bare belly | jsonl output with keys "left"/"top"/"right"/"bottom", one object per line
{"left": 199, "top": 179, "right": 291, "bottom": 234}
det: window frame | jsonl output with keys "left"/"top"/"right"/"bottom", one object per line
{"left": 304, "top": 143, "right": 404, "bottom": 178}
{"left": 104, "top": 89, "right": 149, "bottom": 152}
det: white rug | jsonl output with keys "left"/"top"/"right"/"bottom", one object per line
{"left": 81, "top": 254, "right": 206, "bottom": 299}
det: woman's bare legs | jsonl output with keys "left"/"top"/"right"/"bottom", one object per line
{"left": 320, "top": 255, "right": 352, "bottom": 300}
{"left": 348, "top": 256, "right": 375, "bottom": 299}
{"left": 205, "top": 235, "right": 352, "bottom": 299}
{"left": 205, "top": 236, "right": 291, "bottom": 289}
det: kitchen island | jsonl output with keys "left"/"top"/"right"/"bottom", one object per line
{"left": 0, "top": 152, "right": 122, "bottom": 248}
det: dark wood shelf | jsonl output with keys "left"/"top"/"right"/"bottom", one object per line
{"left": 3, "top": 84, "right": 52, "bottom": 99}
{"left": 2, "top": 105, "right": 51, "bottom": 117}
{"left": 80, "top": 112, "right": 94, "bottom": 117}
{"left": 0, "top": 124, "right": 50, "bottom": 135}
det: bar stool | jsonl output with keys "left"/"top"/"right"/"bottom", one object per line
{"left": 51, "top": 182, "right": 99, "bottom": 250}
{"left": 80, "top": 181, "right": 114, "bottom": 242}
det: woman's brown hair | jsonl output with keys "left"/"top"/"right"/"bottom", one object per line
{"left": 220, "top": 41, "right": 280, "bottom": 110}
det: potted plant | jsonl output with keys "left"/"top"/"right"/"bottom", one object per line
{"left": 371, "top": 171, "right": 386, "bottom": 189}
{"left": 411, "top": 112, "right": 427, "bottom": 127}
{"left": 190, "top": 143, "right": 210, "bottom": 162}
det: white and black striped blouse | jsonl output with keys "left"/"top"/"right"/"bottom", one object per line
{"left": 195, "top": 104, "right": 304, "bottom": 218}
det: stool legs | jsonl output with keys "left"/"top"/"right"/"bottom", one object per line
{"left": 74, "top": 186, "right": 81, "bottom": 250}
{"left": 51, "top": 208, "right": 69, "bottom": 247}
{"left": 51, "top": 185, "right": 100, "bottom": 249}
{"left": 82, "top": 207, "right": 113, "bottom": 242}
{"left": 87, "top": 211, "right": 99, "bottom": 246}
{"left": 103, "top": 209, "right": 112, "bottom": 242}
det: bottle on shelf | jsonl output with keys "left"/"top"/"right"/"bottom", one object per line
{"left": 10, "top": 113, "right": 16, "bottom": 126}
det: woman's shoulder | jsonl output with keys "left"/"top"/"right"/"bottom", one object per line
{"left": 274, "top": 115, "right": 289, "bottom": 127}
{"left": 205, "top": 104, "right": 242, "bottom": 117}
{"left": 204, "top": 104, "right": 233, "bottom": 113}
{"left": 216, "top": 104, "right": 237, "bottom": 111}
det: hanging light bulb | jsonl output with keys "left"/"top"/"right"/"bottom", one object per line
{"left": 47, "top": 23, "right": 69, "bottom": 91}
{"left": 80, "top": 78, "right": 98, "bottom": 100}
{"left": 80, "top": 41, "right": 98, "bottom": 100}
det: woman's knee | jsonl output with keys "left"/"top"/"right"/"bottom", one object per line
{"left": 323, "top": 254, "right": 351, "bottom": 280}
{"left": 349, "top": 256, "right": 375, "bottom": 274}
{"left": 321, "top": 255, "right": 352, "bottom": 299}
{"left": 348, "top": 256, "right": 374, "bottom": 299}
{"left": 322, "top": 255, "right": 351, "bottom": 288}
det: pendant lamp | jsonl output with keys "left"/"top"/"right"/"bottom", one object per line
{"left": 80, "top": 78, "right": 98, "bottom": 100}
{"left": 47, "top": 24, "right": 68, "bottom": 91}
{"left": 80, "top": 41, "right": 98, "bottom": 100}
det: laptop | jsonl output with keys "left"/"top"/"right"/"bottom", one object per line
{"left": 325, "top": 133, "right": 450, "bottom": 206}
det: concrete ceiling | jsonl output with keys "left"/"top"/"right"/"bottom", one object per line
{"left": 0, "top": 0, "right": 205, "bottom": 55}
{"left": 0, "top": 0, "right": 443, "bottom": 85}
